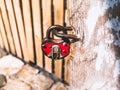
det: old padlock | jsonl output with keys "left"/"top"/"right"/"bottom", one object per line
{"left": 41, "top": 25, "right": 80, "bottom": 60}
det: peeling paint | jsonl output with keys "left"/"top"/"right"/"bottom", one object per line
{"left": 85, "top": 0, "right": 120, "bottom": 47}
{"left": 75, "top": 19, "right": 82, "bottom": 39}
{"left": 105, "top": 0, "right": 120, "bottom": 9}
{"left": 85, "top": 1, "right": 106, "bottom": 47}
{"left": 91, "top": 81, "right": 105, "bottom": 90}
{"left": 105, "top": 33, "right": 114, "bottom": 44}
{"left": 114, "top": 40, "right": 120, "bottom": 47}
{"left": 94, "top": 41, "right": 115, "bottom": 71}
{"left": 97, "top": 27, "right": 104, "bottom": 40}
{"left": 105, "top": 16, "right": 120, "bottom": 31}
{"left": 105, "top": 16, "right": 120, "bottom": 47}
{"left": 94, "top": 42, "right": 106, "bottom": 71}
{"left": 70, "top": 0, "right": 120, "bottom": 89}
{"left": 113, "top": 59, "right": 120, "bottom": 78}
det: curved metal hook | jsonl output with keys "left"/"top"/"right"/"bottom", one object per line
{"left": 46, "top": 25, "right": 80, "bottom": 43}
{"left": 46, "top": 25, "right": 72, "bottom": 39}
{"left": 53, "top": 29, "right": 80, "bottom": 43}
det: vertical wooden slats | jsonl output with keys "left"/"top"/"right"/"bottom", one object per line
{"left": 54, "top": 0, "right": 64, "bottom": 24}
{"left": 0, "top": 9, "right": 5, "bottom": 49}
{"left": 22, "top": 0, "right": 34, "bottom": 62}
{"left": 64, "top": 57, "right": 70, "bottom": 82}
{"left": 64, "top": 0, "right": 70, "bottom": 82}
{"left": 0, "top": 0, "right": 70, "bottom": 82}
{"left": 13, "top": 0, "right": 28, "bottom": 61}
{"left": 42, "top": 0, "right": 52, "bottom": 72}
{"left": 0, "top": 13, "right": 9, "bottom": 51}
{"left": 31, "top": 0, "right": 43, "bottom": 66}
{"left": 0, "top": 0, "right": 15, "bottom": 54}
{"left": 0, "top": 30, "right": 4, "bottom": 48}
{"left": 53, "top": 0, "right": 64, "bottom": 78}
{"left": 5, "top": 0, "right": 22, "bottom": 58}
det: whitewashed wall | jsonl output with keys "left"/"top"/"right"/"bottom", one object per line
{"left": 69, "top": 0, "right": 120, "bottom": 89}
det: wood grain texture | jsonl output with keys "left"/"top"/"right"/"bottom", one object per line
{"left": 42, "top": 0, "right": 52, "bottom": 72}
{"left": 5, "top": 0, "right": 22, "bottom": 57}
{"left": 22, "top": 0, "right": 34, "bottom": 62}
{"left": 0, "top": 30, "right": 4, "bottom": 48}
{"left": 0, "top": 0, "right": 15, "bottom": 54}
{"left": 0, "top": 13, "right": 9, "bottom": 51}
{"left": 0, "top": 0, "right": 70, "bottom": 81}
{"left": 64, "top": 0, "right": 70, "bottom": 82}
{"left": 53, "top": 0, "right": 64, "bottom": 78}
{"left": 31, "top": 0, "right": 43, "bottom": 66}
{"left": 13, "top": 0, "right": 28, "bottom": 61}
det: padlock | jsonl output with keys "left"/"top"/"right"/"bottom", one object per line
{"left": 41, "top": 25, "right": 71, "bottom": 60}
{"left": 41, "top": 25, "right": 80, "bottom": 60}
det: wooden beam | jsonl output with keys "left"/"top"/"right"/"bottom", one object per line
{"left": 53, "top": 0, "right": 64, "bottom": 78}
{"left": 0, "top": 29, "right": 4, "bottom": 48}
{"left": 13, "top": 0, "right": 28, "bottom": 61}
{"left": 42, "top": 0, "right": 52, "bottom": 72}
{"left": 0, "top": 0, "right": 15, "bottom": 54}
{"left": 5, "top": 0, "right": 22, "bottom": 58}
{"left": 22, "top": 0, "right": 34, "bottom": 62}
{"left": 0, "top": 12, "right": 9, "bottom": 51}
{"left": 64, "top": 0, "right": 70, "bottom": 82}
{"left": 31, "top": 0, "right": 43, "bottom": 66}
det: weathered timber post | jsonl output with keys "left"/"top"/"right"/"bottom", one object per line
{"left": 69, "top": 0, "right": 120, "bottom": 89}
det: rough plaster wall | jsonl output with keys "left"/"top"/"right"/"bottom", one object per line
{"left": 69, "top": 0, "right": 120, "bottom": 90}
